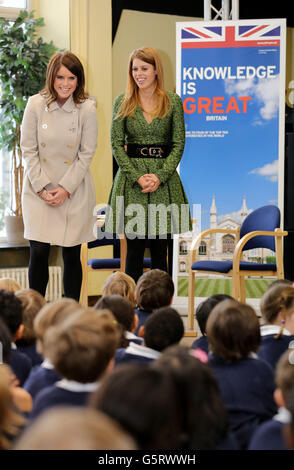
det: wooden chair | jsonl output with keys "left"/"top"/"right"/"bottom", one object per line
{"left": 188, "top": 205, "right": 288, "bottom": 330}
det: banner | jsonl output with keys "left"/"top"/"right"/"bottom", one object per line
{"left": 173, "top": 19, "right": 286, "bottom": 300}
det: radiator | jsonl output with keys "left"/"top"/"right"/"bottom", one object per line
{"left": 0, "top": 266, "right": 62, "bottom": 301}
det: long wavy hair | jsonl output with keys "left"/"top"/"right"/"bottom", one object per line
{"left": 116, "top": 47, "right": 171, "bottom": 119}
{"left": 41, "top": 51, "right": 88, "bottom": 107}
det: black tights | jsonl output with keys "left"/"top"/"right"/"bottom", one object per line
{"left": 125, "top": 237, "right": 169, "bottom": 283}
{"left": 28, "top": 240, "right": 82, "bottom": 301}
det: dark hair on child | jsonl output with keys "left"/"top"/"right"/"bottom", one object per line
{"left": 195, "top": 294, "right": 233, "bottom": 336}
{"left": 285, "top": 385, "right": 294, "bottom": 449}
{"left": 15, "top": 289, "right": 46, "bottom": 344}
{"left": 0, "top": 318, "right": 12, "bottom": 364}
{"left": 275, "top": 349, "right": 294, "bottom": 405}
{"left": 90, "top": 363, "right": 182, "bottom": 450}
{"left": 266, "top": 279, "right": 292, "bottom": 291}
{"left": 0, "top": 290, "right": 23, "bottom": 336}
{"left": 260, "top": 285, "right": 294, "bottom": 339}
{"left": 144, "top": 307, "right": 184, "bottom": 352}
{"left": 206, "top": 299, "right": 260, "bottom": 362}
{"left": 153, "top": 345, "right": 229, "bottom": 450}
{"left": 135, "top": 269, "right": 174, "bottom": 311}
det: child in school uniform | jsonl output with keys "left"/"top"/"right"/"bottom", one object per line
{"left": 95, "top": 294, "right": 142, "bottom": 346}
{"left": 115, "top": 307, "right": 184, "bottom": 365}
{"left": 15, "top": 289, "right": 46, "bottom": 366}
{"left": 249, "top": 348, "right": 294, "bottom": 450}
{"left": 191, "top": 294, "right": 233, "bottom": 353}
{"left": 24, "top": 298, "right": 84, "bottom": 400}
{"left": 134, "top": 269, "right": 174, "bottom": 333}
{"left": 29, "top": 308, "right": 120, "bottom": 421}
{"left": 258, "top": 284, "right": 294, "bottom": 370}
{"left": 206, "top": 299, "right": 277, "bottom": 450}
{"left": 0, "top": 289, "right": 32, "bottom": 386}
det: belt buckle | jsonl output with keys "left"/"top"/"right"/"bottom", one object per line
{"left": 149, "top": 146, "right": 163, "bottom": 157}
{"left": 140, "top": 147, "right": 148, "bottom": 156}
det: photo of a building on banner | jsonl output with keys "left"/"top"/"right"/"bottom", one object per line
{"left": 175, "top": 20, "right": 286, "bottom": 298}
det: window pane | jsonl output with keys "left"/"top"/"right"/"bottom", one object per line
{"left": 0, "top": 1, "right": 27, "bottom": 7}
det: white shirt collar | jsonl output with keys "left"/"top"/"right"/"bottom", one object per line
{"left": 126, "top": 341, "right": 161, "bottom": 360}
{"left": 11, "top": 342, "right": 17, "bottom": 350}
{"left": 273, "top": 407, "right": 292, "bottom": 424}
{"left": 41, "top": 358, "right": 54, "bottom": 370}
{"left": 125, "top": 331, "right": 142, "bottom": 342}
{"left": 56, "top": 378, "right": 100, "bottom": 393}
{"left": 260, "top": 324, "right": 291, "bottom": 336}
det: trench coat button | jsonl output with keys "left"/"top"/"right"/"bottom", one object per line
{"left": 43, "top": 158, "right": 47, "bottom": 162}
{"left": 42, "top": 124, "right": 48, "bottom": 129}
{"left": 41, "top": 142, "right": 46, "bottom": 147}
{"left": 45, "top": 107, "right": 49, "bottom": 112}
{"left": 67, "top": 145, "right": 74, "bottom": 150}
{"left": 64, "top": 160, "right": 72, "bottom": 165}
{"left": 72, "top": 109, "right": 77, "bottom": 114}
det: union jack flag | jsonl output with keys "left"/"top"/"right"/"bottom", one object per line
{"left": 181, "top": 24, "right": 281, "bottom": 49}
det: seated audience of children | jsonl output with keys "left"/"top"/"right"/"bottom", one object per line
{"left": 284, "top": 385, "right": 294, "bottom": 450}
{"left": 258, "top": 284, "right": 294, "bottom": 370}
{"left": 95, "top": 295, "right": 142, "bottom": 347}
{"left": 15, "top": 289, "right": 46, "bottom": 366}
{"left": 206, "top": 298, "right": 277, "bottom": 449}
{"left": 249, "top": 348, "right": 294, "bottom": 450}
{"left": 0, "top": 278, "right": 21, "bottom": 293}
{"left": 191, "top": 294, "right": 233, "bottom": 353}
{"left": 24, "top": 298, "right": 84, "bottom": 400}
{"left": 29, "top": 308, "right": 120, "bottom": 421}
{"left": 134, "top": 269, "right": 174, "bottom": 333}
{"left": 0, "top": 289, "right": 32, "bottom": 386}
{"left": 14, "top": 407, "right": 136, "bottom": 450}
{"left": 115, "top": 307, "right": 184, "bottom": 365}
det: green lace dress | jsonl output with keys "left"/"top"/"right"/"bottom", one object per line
{"left": 106, "top": 91, "right": 191, "bottom": 236}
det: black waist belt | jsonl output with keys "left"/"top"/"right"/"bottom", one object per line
{"left": 126, "top": 144, "right": 170, "bottom": 159}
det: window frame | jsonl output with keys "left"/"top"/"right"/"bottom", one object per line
{"left": 0, "top": 0, "right": 32, "bottom": 20}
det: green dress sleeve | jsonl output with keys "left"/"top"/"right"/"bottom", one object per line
{"left": 156, "top": 93, "right": 186, "bottom": 184}
{"left": 110, "top": 94, "right": 145, "bottom": 185}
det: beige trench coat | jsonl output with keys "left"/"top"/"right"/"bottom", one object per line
{"left": 20, "top": 93, "right": 98, "bottom": 247}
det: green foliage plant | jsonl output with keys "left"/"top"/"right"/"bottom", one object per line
{"left": 0, "top": 9, "right": 57, "bottom": 216}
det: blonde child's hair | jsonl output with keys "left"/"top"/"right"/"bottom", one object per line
{"left": 260, "top": 285, "right": 294, "bottom": 339}
{"left": 102, "top": 272, "right": 136, "bottom": 307}
{"left": 33, "top": 298, "right": 84, "bottom": 355}
{"left": 15, "top": 289, "right": 46, "bottom": 344}
{"left": 0, "top": 278, "right": 21, "bottom": 293}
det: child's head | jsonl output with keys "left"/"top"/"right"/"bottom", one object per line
{"left": 206, "top": 299, "right": 260, "bottom": 361}
{"left": 14, "top": 407, "right": 136, "bottom": 450}
{"left": 274, "top": 348, "right": 294, "bottom": 409}
{"left": 195, "top": 294, "right": 233, "bottom": 336}
{"left": 33, "top": 298, "right": 84, "bottom": 355}
{"left": 0, "top": 278, "right": 21, "bottom": 293}
{"left": 153, "top": 345, "right": 228, "bottom": 449}
{"left": 102, "top": 272, "right": 136, "bottom": 307}
{"left": 15, "top": 289, "right": 46, "bottom": 345}
{"left": 135, "top": 269, "right": 174, "bottom": 311}
{"left": 143, "top": 307, "right": 184, "bottom": 352}
{"left": 90, "top": 363, "right": 182, "bottom": 450}
{"left": 44, "top": 309, "right": 120, "bottom": 383}
{"left": 260, "top": 285, "right": 294, "bottom": 335}
{"left": 0, "top": 289, "right": 23, "bottom": 341}
{"left": 266, "top": 279, "right": 293, "bottom": 291}
{"left": 95, "top": 295, "right": 137, "bottom": 347}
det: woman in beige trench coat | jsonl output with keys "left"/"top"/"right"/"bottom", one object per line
{"left": 20, "top": 51, "right": 98, "bottom": 300}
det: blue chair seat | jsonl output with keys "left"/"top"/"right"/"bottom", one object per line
{"left": 143, "top": 258, "right": 151, "bottom": 268}
{"left": 88, "top": 258, "right": 121, "bottom": 269}
{"left": 191, "top": 260, "right": 277, "bottom": 273}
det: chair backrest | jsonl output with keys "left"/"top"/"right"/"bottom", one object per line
{"left": 89, "top": 206, "right": 120, "bottom": 257}
{"left": 240, "top": 205, "right": 280, "bottom": 252}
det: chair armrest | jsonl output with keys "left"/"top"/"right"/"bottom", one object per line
{"left": 189, "top": 228, "right": 239, "bottom": 265}
{"left": 232, "top": 228, "right": 288, "bottom": 271}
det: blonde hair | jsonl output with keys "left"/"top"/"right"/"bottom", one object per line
{"left": 0, "top": 278, "right": 21, "bottom": 293}
{"left": 102, "top": 272, "right": 136, "bottom": 307}
{"left": 14, "top": 407, "right": 136, "bottom": 450}
{"left": 33, "top": 298, "right": 84, "bottom": 354}
{"left": 260, "top": 285, "right": 294, "bottom": 338}
{"left": 15, "top": 289, "right": 46, "bottom": 343}
{"left": 116, "top": 47, "right": 171, "bottom": 120}
{"left": 0, "top": 365, "right": 26, "bottom": 449}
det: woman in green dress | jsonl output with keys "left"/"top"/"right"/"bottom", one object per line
{"left": 106, "top": 47, "right": 191, "bottom": 282}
